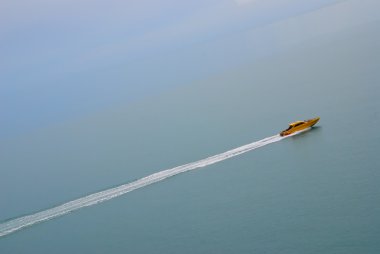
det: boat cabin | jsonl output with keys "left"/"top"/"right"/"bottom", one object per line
{"left": 284, "top": 121, "right": 304, "bottom": 131}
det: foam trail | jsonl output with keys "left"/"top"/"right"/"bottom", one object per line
{"left": 0, "top": 132, "right": 295, "bottom": 237}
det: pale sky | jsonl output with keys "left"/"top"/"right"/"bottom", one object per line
{"left": 234, "top": 0, "right": 257, "bottom": 5}
{"left": 2, "top": 0, "right": 377, "bottom": 139}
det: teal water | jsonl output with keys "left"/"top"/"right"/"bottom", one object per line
{"left": 1, "top": 3, "right": 380, "bottom": 254}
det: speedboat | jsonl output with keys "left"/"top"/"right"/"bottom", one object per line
{"left": 280, "top": 117, "right": 320, "bottom": 136}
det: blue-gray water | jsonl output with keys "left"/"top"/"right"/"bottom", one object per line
{"left": 1, "top": 1, "right": 380, "bottom": 253}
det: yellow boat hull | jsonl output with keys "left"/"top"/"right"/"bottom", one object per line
{"left": 280, "top": 117, "right": 320, "bottom": 136}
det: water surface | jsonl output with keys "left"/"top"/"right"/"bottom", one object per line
{"left": 1, "top": 2, "right": 380, "bottom": 253}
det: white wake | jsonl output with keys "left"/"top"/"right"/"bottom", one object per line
{"left": 0, "top": 131, "right": 306, "bottom": 237}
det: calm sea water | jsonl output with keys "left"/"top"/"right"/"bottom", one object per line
{"left": 1, "top": 13, "right": 380, "bottom": 254}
